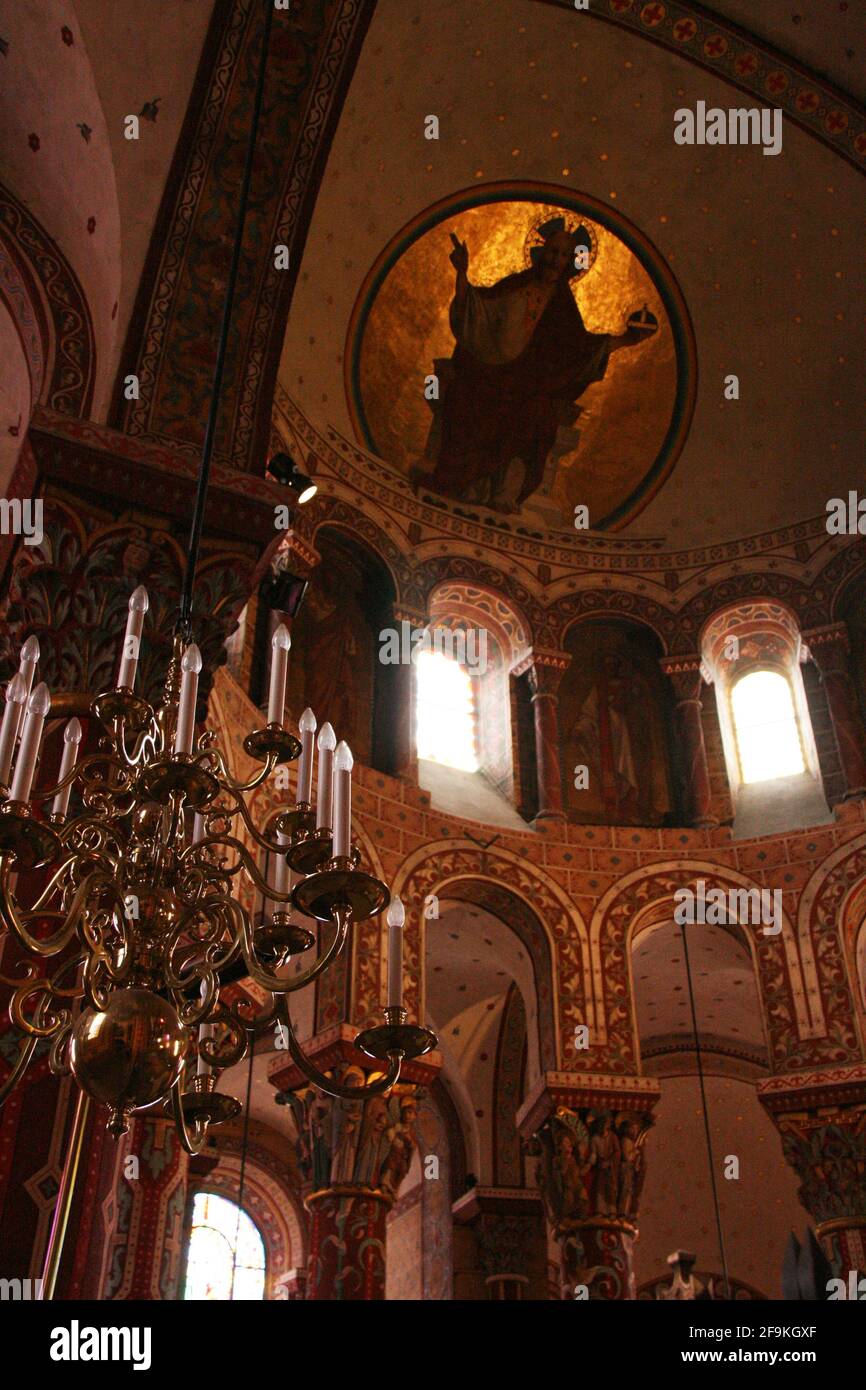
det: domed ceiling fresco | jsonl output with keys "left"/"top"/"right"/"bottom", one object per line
{"left": 277, "top": 0, "right": 864, "bottom": 548}
{"left": 347, "top": 187, "right": 694, "bottom": 532}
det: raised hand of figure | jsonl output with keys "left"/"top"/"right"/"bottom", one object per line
{"left": 615, "top": 305, "right": 659, "bottom": 350}
{"left": 449, "top": 232, "right": 469, "bottom": 274}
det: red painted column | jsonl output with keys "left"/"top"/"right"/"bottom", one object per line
{"left": 805, "top": 624, "right": 866, "bottom": 799}
{"left": 98, "top": 1114, "right": 190, "bottom": 1300}
{"left": 525, "top": 653, "right": 570, "bottom": 823}
{"left": 661, "top": 658, "right": 717, "bottom": 828}
{"left": 271, "top": 1027, "right": 439, "bottom": 1300}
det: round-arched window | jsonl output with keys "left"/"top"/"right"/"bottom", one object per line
{"left": 731, "top": 670, "right": 805, "bottom": 784}
{"left": 183, "top": 1191, "right": 266, "bottom": 1301}
{"left": 415, "top": 648, "right": 478, "bottom": 771}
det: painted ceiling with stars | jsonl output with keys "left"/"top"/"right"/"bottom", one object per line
{"left": 277, "top": 0, "right": 864, "bottom": 546}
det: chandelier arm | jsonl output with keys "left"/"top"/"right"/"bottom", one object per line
{"left": 217, "top": 789, "right": 290, "bottom": 854}
{"left": 192, "top": 833, "right": 291, "bottom": 900}
{"left": 48, "top": 1017, "right": 73, "bottom": 1078}
{"left": 163, "top": 908, "right": 241, "bottom": 997}
{"left": 195, "top": 745, "right": 278, "bottom": 794}
{"left": 0, "top": 857, "right": 108, "bottom": 958}
{"left": 30, "top": 751, "right": 129, "bottom": 802}
{"left": 226, "top": 989, "right": 282, "bottom": 1040}
{"left": 240, "top": 903, "right": 348, "bottom": 995}
{"left": 58, "top": 814, "right": 126, "bottom": 852}
{"left": 116, "top": 720, "right": 160, "bottom": 769}
{"left": 198, "top": 1002, "right": 249, "bottom": 1070}
{"left": 0, "top": 1034, "right": 39, "bottom": 1105}
{"left": 276, "top": 997, "right": 401, "bottom": 1099}
{"left": 9, "top": 976, "right": 66, "bottom": 1038}
{"left": 169, "top": 1076, "right": 209, "bottom": 1157}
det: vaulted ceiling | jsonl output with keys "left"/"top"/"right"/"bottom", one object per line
{"left": 1, "top": 0, "right": 862, "bottom": 540}
{"left": 277, "top": 0, "right": 864, "bottom": 546}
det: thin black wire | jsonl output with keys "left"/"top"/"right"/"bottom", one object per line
{"left": 229, "top": 1031, "right": 256, "bottom": 1302}
{"left": 679, "top": 919, "right": 732, "bottom": 1300}
{"left": 179, "top": 0, "right": 275, "bottom": 638}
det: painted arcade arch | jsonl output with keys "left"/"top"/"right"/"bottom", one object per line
{"left": 589, "top": 860, "right": 808, "bottom": 1074}
{"left": 386, "top": 842, "right": 586, "bottom": 1068}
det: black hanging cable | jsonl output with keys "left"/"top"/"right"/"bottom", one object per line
{"left": 230, "top": 1030, "right": 256, "bottom": 1302}
{"left": 178, "top": 0, "right": 275, "bottom": 639}
{"left": 679, "top": 919, "right": 732, "bottom": 1299}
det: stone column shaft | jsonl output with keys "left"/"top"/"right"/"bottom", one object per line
{"left": 805, "top": 624, "right": 866, "bottom": 799}
{"left": 524, "top": 654, "right": 570, "bottom": 823}
{"left": 661, "top": 658, "right": 717, "bottom": 828}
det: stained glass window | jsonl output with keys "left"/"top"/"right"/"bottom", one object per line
{"left": 183, "top": 1191, "right": 266, "bottom": 1301}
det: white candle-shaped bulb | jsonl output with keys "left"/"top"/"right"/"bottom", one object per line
{"left": 273, "top": 830, "right": 291, "bottom": 902}
{"left": 117, "top": 586, "right": 149, "bottom": 690}
{"left": 0, "top": 673, "right": 27, "bottom": 786}
{"left": 197, "top": 979, "right": 215, "bottom": 1078}
{"left": 267, "top": 623, "right": 291, "bottom": 727}
{"left": 16, "top": 636, "right": 40, "bottom": 739}
{"left": 297, "top": 706, "right": 316, "bottom": 804}
{"left": 173, "top": 643, "right": 202, "bottom": 756}
{"left": 333, "top": 740, "right": 353, "bottom": 859}
{"left": 387, "top": 894, "right": 405, "bottom": 1010}
{"left": 192, "top": 812, "right": 206, "bottom": 846}
{"left": 51, "top": 717, "right": 83, "bottom": 819}
{"left": 316, "top": 722, "right": 336, "bottom": 830}
{"left": 10, "top": 682, "right": 51, "bottom": 803}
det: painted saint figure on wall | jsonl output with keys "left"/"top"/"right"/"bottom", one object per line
{"left": 417, "top": 218, "right": 657, "bottom": 513}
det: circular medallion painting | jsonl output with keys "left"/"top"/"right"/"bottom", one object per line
{"left": 346, "top": 184, "right": 695, "bottom": 532}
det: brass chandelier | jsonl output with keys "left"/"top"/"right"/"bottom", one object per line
{"left": 0, "top": 0, "right": 434, "bottom": 1161}
{"left": 0, "top": 614, "right": 435, "bottom": 1151}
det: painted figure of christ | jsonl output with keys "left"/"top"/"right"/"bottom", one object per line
{"left": 419, "top": 219, "right": 656, "bottom": 513}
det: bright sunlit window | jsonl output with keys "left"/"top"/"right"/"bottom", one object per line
{"left": 415, "top": 649, "right": 478, "bottom": 771}
{"left": 183, "top": 1192, "right": 265, "bottom": 1301}
{"left": 731, "top": 670, "right": 805, "bottom": 784}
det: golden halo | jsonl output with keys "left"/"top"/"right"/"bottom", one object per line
{"left": 523, "top": 214, "right": 599, "bottom": 281}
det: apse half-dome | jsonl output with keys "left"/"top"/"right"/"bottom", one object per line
{"left": 346, "top": 184, "right": 696, "bottom": 533}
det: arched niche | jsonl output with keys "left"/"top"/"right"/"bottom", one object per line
{"left": 424, "top": 881, "right": 554, "bottom": 1186}
{"left": 628, "top": 912, "right": 809, "bottom": 1299}
{"left": 559, "top": 617, "right": 676, "bottom": 826}
{"left": 276, "top": 526, "right": 398, "bottom": 774}
{"left": 630, "top": 915, "right": 769, "bottom": 1076}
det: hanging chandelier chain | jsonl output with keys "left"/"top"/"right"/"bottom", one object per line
{"left": 179, "top": 0, "right": 276, "bottom": 638}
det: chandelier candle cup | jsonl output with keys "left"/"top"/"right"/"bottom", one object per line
{"left": 387, "top": 895, "right": 405, "bottom": 1010}
{"left": 0, "top": 674, "right": 27, "bottom": 786}
{"left": 316, "top": 722, "right": 336, "bottom": 830}
{"left": 50, "top": 718, "right": 83, "bottom": 820}
{"left": 15, "top": 635, "right": 40, "bottom": 740}
{"left": 10, "top": 683, "right": 51, "bottom": 803}
{"left": 117, "top": 585, "right": 149, "bottom": 690}
{"left": 267, "top": 623, "right": 291, "bottom": 727}
{"left": 333, "top": 741, "right": 353, "bottom": 860}
{"left": 173, "top": 644, "right": 202, "bottom": 756}
{"left": 297, "top": 707, "right": 316, "bottom": 803}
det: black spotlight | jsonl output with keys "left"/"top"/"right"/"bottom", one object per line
{"left": 266, "top": 451, "right": 317, "bottom": 504}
